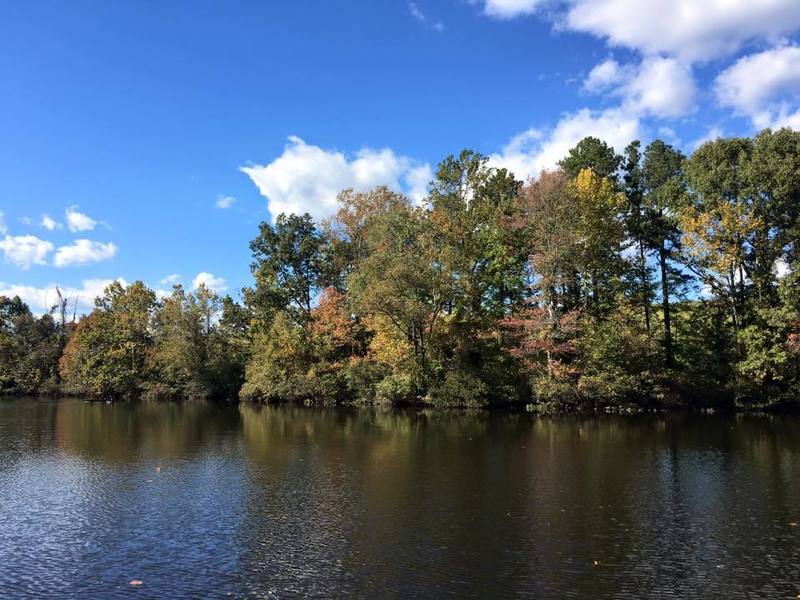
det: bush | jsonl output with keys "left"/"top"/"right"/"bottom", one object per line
{"left": 426, "top": 371, "right": 489, "bottom": 408}
{"left": 342, "top": 358, "right": 387, "bottom": 404}
{"left": 375, "top": 373, "right": 417, "bottom": 404}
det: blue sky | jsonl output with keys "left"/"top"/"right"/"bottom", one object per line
{"left": 2, "top": 0, "right": 800, "bottom": 312}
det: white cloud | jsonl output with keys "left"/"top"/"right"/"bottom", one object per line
{"left": 483, "top": 0, "right": 543, "bottom": 19}
{"left": 584, "top": 57, "right": 696, "bottom": 118}
{"left": 0, "top": 235, "right": 54, "bottom": 269}
{"left": 715, "top": 45, "right": 800, "bottom": 128}
{"left": 408, "top": 2, "right": 444, "bottom": 30}
{"left": 0, "top": 211, "right": 6, "bottom": 235}
{"left": 404, "top": 164, "right": 433, "bottom": 205}
{"left": 41, "top": 214, "right": 62, "bottom": 231}
{"left": 489, "top": 107, "right": 641, "bottom": 181}
{"left": 480, "top": 0, "right": 800, "bottom": 62}
{"left": 769, "top": 107, "right": 800, "bottom": 130}
{"left": 216, "top": 195, "right": 235, "bottom": 209}
{"left": 563, "top": 0, "right": 800, "bottom": 62}
{"left": 622, "top": 57, "right": 696, "bottom": 118}
{"left": 65, "top": 205, "right": 98, "bottom": 232}
{"left": 54, "top": 239, "right": 118, "bottom": 268}
{"left": 241, "top": 136, "right": 432, "bottom": 220}
{"left": 583, "top": 58, "right": 629, "bottom": 92}
{"left": 159, "top": 274, "right": 182, "bottom": 285}
{"left": 192, "top": 272, "right": 227, "bottom": 294}
{"left": 0, "top": 278, "right": 126, "bottom": 315}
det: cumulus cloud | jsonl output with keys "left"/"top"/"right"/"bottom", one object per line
{"left": 65, "top": 205, "right": 99, "bottom": 232}
{"left": 0, "top": 235, "right": 54, "bottom": 269}
{"left": 623, "top": 57, "right": 696, "bottom": 118}
{"left": 563, "top": 0, "right": 800, "bottom": 62}
{"left": 489, "top": 107, "right": 641, "bottom": 181}
{"left": 583, "top": 57, "right": 696, "bottom": 118}
{"left": 41, "top": 214, "right": 62, "bottom": 231}
{"left": 241, "top": 136, "right": 433, "bottom": 220}
{"left": 192, "top": 272, "right": 227, "bottom": 294}
{"left": 583, "top": 58, "right": 629, "bottom": 93}
{"left": 404, "top": 164, "right": 433, "bottom": 205}
{"left": 54, "top": 239, "right": 118, "bottom": 268}
{"left": 480, "top": 0, "right": 800, "bottom": 62}
{"left": 770, "top": 108, "right": 800, "bottom": 130}
{"left": 0, "top": 278, "right": 126, "bottom": 315}
{"left": 215, "top": 195, "right": 235, "bottom": 209}
{"left": 715, "top": 45, "right": 800, "bottom": 128}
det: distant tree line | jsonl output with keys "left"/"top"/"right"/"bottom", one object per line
{"left": 2, "top": 128, "right": 799, "bottom": 409}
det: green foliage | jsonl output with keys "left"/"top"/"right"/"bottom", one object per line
{"left": 13, "top": 131, "right": 800, "bottom": 411}
{"left": 60, "top": 282, "right": 157, "bottom": 399}
{"left": 426, "top": 371, "right": 489, "bottom": 408}
{"left": 240, "top": 312, "right": 312, "bottom": 402}
{"left": 576, "top": 304, "right": 664, "bottom": 404}
{"left": 375, "top": 373, "right": 417, "bottom": 404}
{"left": 348, "top": 200, "right": 451, "bottom": 377}
{"left": 558, "top": 136, "right": 622, "bottom": 181}
{"left": 0, "top": 296, "right": 65, "bottom": 394}
{"left": 246, "top": 212, "right": 336, "bottom": 328}
{"left": 734, "top": 271, "right": 800, "bottom": 405}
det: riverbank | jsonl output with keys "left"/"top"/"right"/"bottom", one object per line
{"left": 5, "top": 390, "right": 799, "bottom": 415}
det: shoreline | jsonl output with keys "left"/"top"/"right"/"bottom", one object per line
{"left": 4, "top": 393, "right": 799, "bottom": 416}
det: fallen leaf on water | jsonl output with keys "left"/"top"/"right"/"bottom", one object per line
{"left": 789, "top": 522, "right": 798, "bottom": 527}
{"left": 129, "top": 580, "right": 143, "bottom": 587}
{"left": 592, "top": 560, "right": 600, "bottom": 567}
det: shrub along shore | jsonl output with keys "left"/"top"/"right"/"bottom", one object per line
{"left": 2, "top": 130, "right": 799, "bottom": 411}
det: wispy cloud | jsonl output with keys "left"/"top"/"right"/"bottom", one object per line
{"left": 41, "top": 214, "right": 63, "bottom": 231}
{"left": 408, "top": 2, "right": 443, "bottom": 31}
{"left": 65, "top": 205, "right": 105, "bottom": 232}
{"left": 215, "top": 195, "right": 235, "bottom": 209}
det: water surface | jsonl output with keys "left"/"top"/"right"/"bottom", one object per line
{"left": 1, "top": 398, "right": 799, "bottom": 598}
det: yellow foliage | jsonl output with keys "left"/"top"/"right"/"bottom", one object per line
{"left": 680, "top": 201, "right": 762, "bottom": 278}
{"left": 364, "top": 314, "right": 412, "bottom": 368}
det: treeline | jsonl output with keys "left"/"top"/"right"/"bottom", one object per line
{"left": 2, "top": 129, "right": 799, "bottom": 409}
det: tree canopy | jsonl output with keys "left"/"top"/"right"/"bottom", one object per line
{"left": 4, "top": 128, "right": 799, "bottom": 410}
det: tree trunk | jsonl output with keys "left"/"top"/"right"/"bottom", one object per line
{"left": 659, "top": 245, "right": 673, "bottom": 367}
{"left": 639, "top": 239, "right": 651, "bottom": 333}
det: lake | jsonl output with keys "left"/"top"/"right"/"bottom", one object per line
{"left": 1, "top": 398, "right": 799, "bottom": 599}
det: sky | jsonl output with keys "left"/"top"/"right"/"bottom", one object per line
{"left": 2, "top": 0, "right": 800, "bottom": 313}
